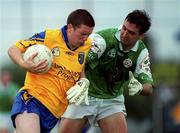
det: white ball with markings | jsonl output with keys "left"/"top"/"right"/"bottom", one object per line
{"left": 23, "top": 44, "right": 53, "bottom": 73}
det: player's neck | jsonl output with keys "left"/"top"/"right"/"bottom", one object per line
{"left": 122, "top": 43, "right": 134, "bottom": 51}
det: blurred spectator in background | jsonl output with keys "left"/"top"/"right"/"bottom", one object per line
{"left": 163, "top": 86, "right": 180, "bottom": 133}
{"left": 171, "top": 100, "right": 180, "bottom": 133}
{"left": 0, "top": 70, "right": 19, "bottom": 133}
{"left": 154, "top": 83, "right": 180, "bottom": 133}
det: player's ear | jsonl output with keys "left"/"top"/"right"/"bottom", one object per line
{"left": 67, "top": 24, "right": 74, "bottom": 33}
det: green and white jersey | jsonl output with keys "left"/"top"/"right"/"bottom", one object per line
{"left": 86, "top": 28, "right": 154, "bottom": 99}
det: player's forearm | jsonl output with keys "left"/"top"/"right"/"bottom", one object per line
{"left": 8, "top": 45, "right": 25, "bottom": 68}
{"left": 140, "top": 83, "right": 153, "bottom": 96}
{"left": 80, "top": 67, "right": 85, "bottom": 78}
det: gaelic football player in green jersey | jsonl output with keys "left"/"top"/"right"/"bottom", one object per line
{"left": 60, "top": 9, "right": 154, "bottom": 133}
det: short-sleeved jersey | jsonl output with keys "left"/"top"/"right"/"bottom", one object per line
{"left": 86, "top": 28, "right": 153, "bottom": 98}
{"left": 15, "top": 26, "right": 92, "bottom": 118}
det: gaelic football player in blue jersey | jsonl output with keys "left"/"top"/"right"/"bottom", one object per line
{"left": 8, "top": 9, "right": 95, "bottom": 133}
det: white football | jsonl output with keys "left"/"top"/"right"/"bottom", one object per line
{"left": 23, "top": 44, "right": 53, "bottom": 73}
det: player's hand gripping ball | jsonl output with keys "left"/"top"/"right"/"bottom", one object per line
{"left": 23, "top": 44, "right": 53, "bottom": 73}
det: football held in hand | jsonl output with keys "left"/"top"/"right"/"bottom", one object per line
{"left": 23, "top": 44, "right": 53, "bottom": 73}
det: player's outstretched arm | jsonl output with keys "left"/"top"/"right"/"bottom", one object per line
{"left": 140, "top": 83, "right": 153, "bottom": 96}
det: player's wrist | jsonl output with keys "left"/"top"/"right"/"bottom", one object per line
{"left": 79, "top": 78, "right": 89, "bottom": 86}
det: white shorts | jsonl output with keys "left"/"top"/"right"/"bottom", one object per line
{"left": 62, "top": 95, "right": 126, "bottom": 125}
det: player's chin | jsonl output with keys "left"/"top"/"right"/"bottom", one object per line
{"left": 78, "top": 41, "right": 84, "bottom": 46}
{"left": 120, "top": 38, "right": 128, "bottom": 44}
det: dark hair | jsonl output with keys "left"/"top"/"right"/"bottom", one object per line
{"left": 67, "top": 9, "right": 95, "bottom": 28}
{"left": 125, "top": 9, "right": 151, "bottom": 34}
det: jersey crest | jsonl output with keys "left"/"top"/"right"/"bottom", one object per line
{"left": 52, "top": 47, "right": 60, "bottom": 56}
{"left": 107, "top": 48, "right": 116, "bottom": 58}
{"left": 123, "top": 58, "right": 132, "bottom": 68}
{"left": 78, "top": 52, "right": 85, "bottom": 64}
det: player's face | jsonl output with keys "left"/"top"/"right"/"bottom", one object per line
{"left": 120, "top": 20, "right": 144, "bottom": 49}
{"left": 68, "top": 24, "right": 93, "bottom": 49}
